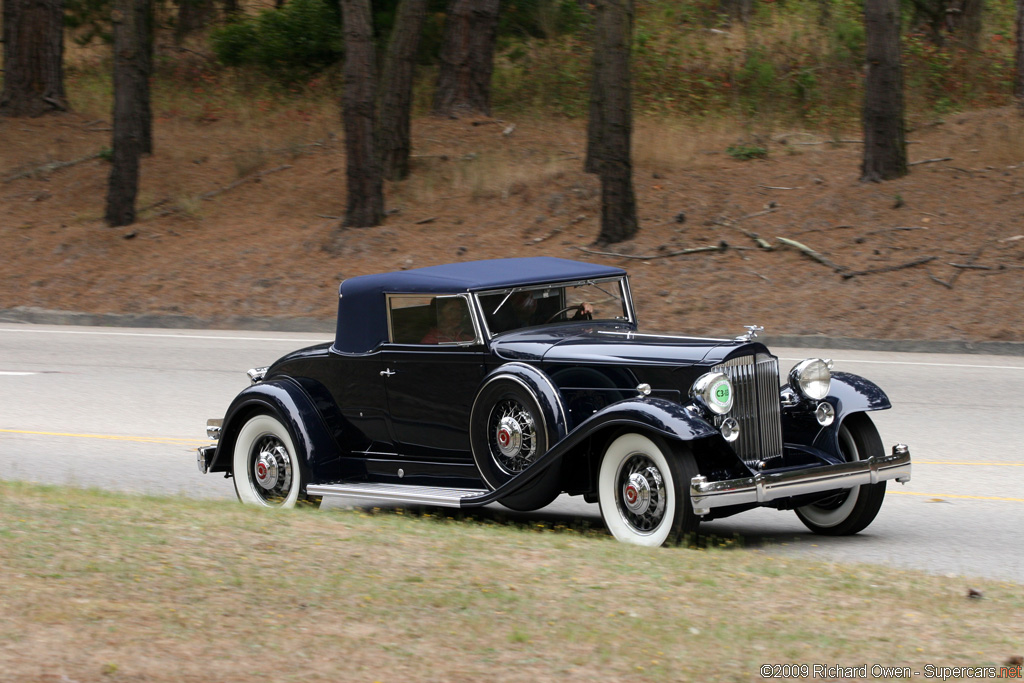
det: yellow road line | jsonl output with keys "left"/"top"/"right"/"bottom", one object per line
{"left": 915, "top": 461, "right": 1024, "bottom": 466}
{"left": 0, "top": 428, "right": 206, "bottom": 446}
{"left": 890, "top": 490, "right": 1024, "bottom": 503}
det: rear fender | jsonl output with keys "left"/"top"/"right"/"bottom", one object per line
{"left": 209, "top": 378, "right": 341, "bottom": 484}
{"left": 478, "top": 362, "right": 570, "bottom": 443}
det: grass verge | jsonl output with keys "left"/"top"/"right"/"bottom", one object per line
{"left": 1, "top": 481, "right": 1021, "bottom": 682}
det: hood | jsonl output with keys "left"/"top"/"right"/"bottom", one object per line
{"left": 491, "top": 324, "right": 769, "bottom": 366}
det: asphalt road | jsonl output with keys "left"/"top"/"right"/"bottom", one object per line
{"left": 1, "top": 322, "right": 1022, "bottom": 584}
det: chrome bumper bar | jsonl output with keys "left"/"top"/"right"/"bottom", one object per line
{"left": 689, "top": 444, "right": 911, "bottom": 516}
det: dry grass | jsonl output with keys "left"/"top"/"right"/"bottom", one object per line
{"left": 1, "top": 481, "right": 1022, "bottom": 682}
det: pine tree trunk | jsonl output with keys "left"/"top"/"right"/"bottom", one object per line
{"left": 584, "top": 20, "right": 605, "bottom": 175}
{"left": 0, "top": 0, "right": 69, "bottom": 117}
{"left": 105, "top": 0, "right": 150, "bottom": 227}
{"left": 1015, "top": 0, "right": 1024, "bottom": 111}
{"left": 377, "top": 0, "right": 428, "bottom": 181}
{"left": 432, "top": 0, "right": 500, "bottom": 117}
{"left": 175, "top": 0, "right": 214, "bottom": 43}
{"left": 340, "top": 0, "right": 384, "bottom": 228}
{"left": 594, "top": 0, "right": 638, "bottom": 245}
{"left": 861, "top": 0, "right": 907, "bottom": 182}
{"left": 958, "top": 0, "right": 984, "bottom": 50}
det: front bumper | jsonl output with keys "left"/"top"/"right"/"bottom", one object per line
{"left": 689, "top": 443, "right": 911, "bottom": 515}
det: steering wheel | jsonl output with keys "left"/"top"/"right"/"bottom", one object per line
{"left": 545, "top": 305, "right": 591, "bottom": 323}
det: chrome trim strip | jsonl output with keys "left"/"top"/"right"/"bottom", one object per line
{"left": 306, "top": 482, "right": 489, "bottom": 508}
{"left": 689, "top": 444, "right": 912, "bottom": 515}
{"left": 597, "top": 331, "right": 733, "bottom": 343}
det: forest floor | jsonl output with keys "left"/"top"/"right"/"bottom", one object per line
{"left": 1, "top": 106, "right": 1023, "bottom": 343}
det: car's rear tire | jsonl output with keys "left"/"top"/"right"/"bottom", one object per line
{"left": 470, "top": 378, "right": 561, "bottom": 512}
{"left": 597, "top": 433, "right": 699, "bottom": 546}
{"left": 233, "top": 413, "right": 305, "bottom": 508}
{"left": 795, "top": 414, "right": 887, "bottom": 535}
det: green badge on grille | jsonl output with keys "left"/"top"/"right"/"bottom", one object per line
{"left": 712, "top": 379, "right": 731, "bottom": 407}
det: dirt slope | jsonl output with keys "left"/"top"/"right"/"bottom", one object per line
{"left": 1, "top": 108, "right": 1022, "bottom": 342}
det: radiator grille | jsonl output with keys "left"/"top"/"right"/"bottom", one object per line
{"left": 712, "top": 353, "right": 783, "bottom": 465}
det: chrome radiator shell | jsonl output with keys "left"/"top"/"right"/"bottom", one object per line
{"left": 712, "top": 353, "right": 784, "bottom": 465}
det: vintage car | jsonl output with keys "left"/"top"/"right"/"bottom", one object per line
{"left": 197, "top": 257, "right": 911, "bottom": 546}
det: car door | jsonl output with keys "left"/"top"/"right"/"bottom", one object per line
{"left": 381, "top": 294, "right": 486, "bottom": 461}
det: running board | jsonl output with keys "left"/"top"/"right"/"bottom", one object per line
{"left": 306, "top": 482, "right": 490, "bottom": 508}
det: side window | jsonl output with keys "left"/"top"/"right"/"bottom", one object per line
{"left": 388, "top": 295, "right": 476, "bottom": 345}
{"left": 389, "top": 296, "right": 435, "bottom": 344}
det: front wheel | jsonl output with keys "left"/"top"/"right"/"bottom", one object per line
{"left": 597, "top": 433, "right": 699, "bottom": 546}
{"left": 233, "top": 413, "right": 305, "bottom": 508}
{"left": 795, "top": 414, "right": 887, "bottom": 535}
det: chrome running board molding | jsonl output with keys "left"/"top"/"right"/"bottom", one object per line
{"left": 306, "top": 482, "right": 490, "bottom": 508}
{"left": 689, "top": 444, "right": 912, "bottom": 516}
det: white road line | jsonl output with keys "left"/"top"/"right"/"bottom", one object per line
{"left": 0, "top": 371, "right": 36, "bottom": 376}
{"left": 0, "top": 328, "right": 322, "bottom": 343}
{"left": 779, "top": 357, "right": 1024, "bottom": 371}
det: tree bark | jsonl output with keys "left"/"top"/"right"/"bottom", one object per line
{"left": 584, "top": 19, "right": 605, "bottom": 175}
{"left": 1015, "top": 0, "right": 1024, "bottom": 111}
{"left": 105, "top": 0, "right": 151, "bottom": 226}
{"left": 175, "top": 0, "right": 214, "bottom": 43}
{"left": 0, "top": 0, "right": 69, "bottom": 117}
{"left": 861, "top": 0, "right": 908, "bottom": 182}
{"left": 593, "top": 0, "right": 638, "bottom": 245}
{"left": 432, "top": 0, "right": 500, "bottom": 117}
{"left": 377, "top": 0, "right": 428, "bottom": 181}
{"left": 340, "top": 0, "right": 384, "bottom": 227}
{"left": 957, "top": 0, "right": 984, "bottom": 50}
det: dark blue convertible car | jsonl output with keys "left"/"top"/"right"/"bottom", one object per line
{"left": 197, "top": 257, "right": 911, "bottom": 546}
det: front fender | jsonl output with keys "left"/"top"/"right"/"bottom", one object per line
{"left": 781, "top": 372, "right": 891, "bottom": 459}
{"left": 209, "top": 378, "right": 341, "bottom": 484}
{"left": 575, "top": 396, "right": 719, "bottom": 443}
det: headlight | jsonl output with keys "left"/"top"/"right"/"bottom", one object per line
{"left": 789, "top": 359, "right": 832, "bottom": 400}
{"left": 690, "top": 372, "right": 734, "bottom": 415}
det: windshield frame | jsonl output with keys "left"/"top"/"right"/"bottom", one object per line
{"left": 473, "top": 276, "right": 635, "bottom": 340}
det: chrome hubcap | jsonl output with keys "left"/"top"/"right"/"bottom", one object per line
{"left": 250, "top": 435, "right": 292, "bottom": 501}
{"left": 495, "top": 416, "right": 523, "bottom": 457}
{"left": 488, "top": 399, "right": 537, "bottom": 473}
{"left": 622, "top": 472, "right": 652, "bottom": 515}
{"left": 616, "top": 455, "right": 666, "bottom": 533}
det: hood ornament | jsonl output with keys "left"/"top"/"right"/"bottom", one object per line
{"left": 736, "top": 325, "right": 764, "bottom": 342}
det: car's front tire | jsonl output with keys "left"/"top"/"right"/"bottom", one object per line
{"left": 597, "top": 433, "right": 699, "bottom": 546}
{"left": 233, "top": 413, "right": 304, "bottom": 508}
{"left": 795, "top": 414, "right": 887, "bottom": 535}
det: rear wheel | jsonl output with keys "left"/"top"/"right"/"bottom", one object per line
{"left": 233, "top": 413, "right": 304, "bottom": 508}
{"left": 795, "top": 414, "right": 887, "bottom": 535}
{"left": 597, "top": 433, "right": 699, "bottom": 546}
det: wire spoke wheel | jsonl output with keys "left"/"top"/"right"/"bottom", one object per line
{"left": 615, "top": 454, "right": 667, "bottom": 534}
{"left": 487, "top": 398, "right": 538, "bottom": 474}
{"left": 233, "top": 413, "right": 303, "bottom": 509}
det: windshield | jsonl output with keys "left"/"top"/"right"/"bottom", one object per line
{"left": 477, "top": 278, "right": 630, "bottom": 336}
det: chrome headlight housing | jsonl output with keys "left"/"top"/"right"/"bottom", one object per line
{"left": 788, "top": 358, "right": 832, "bottom": 401}
{"left": 690, "top": 371, "right": 734, "bottom": 415}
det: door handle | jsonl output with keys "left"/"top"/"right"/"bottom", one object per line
{"left": 380, "top": 368, "right": 396, "bottom": 377}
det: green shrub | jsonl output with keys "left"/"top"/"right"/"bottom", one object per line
{"left": 726, "top": 144, "right": 768, "bottom": 160}
{"left": 210, "top": 0, "right": 344, "bottom": 83}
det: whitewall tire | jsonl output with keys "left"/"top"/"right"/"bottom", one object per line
{"left": 233, "top": 413, "right": 303, "bottom": 508}
{"left": 597, "top": 433, "right": 698, "bottom": 547}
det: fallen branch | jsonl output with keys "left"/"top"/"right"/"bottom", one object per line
{"left": 199, "top": 165, "right": 291, "bottom": 201}
{"left": 908, "top": 157, "right": 952, "bottom": 166}
{"left": 414, "top": 216, "right": 438, "bottom": 225}
{"left": 840, "top": 256, "right": 937, "bottom": 280}
{"left": 948, "top": 263, "right": 993, "bottom": 270}
{"left": 575, "top": 244, "right": 724, "bottom": 261}
{"left": 929, "top": 274, "right": 953, "bottom": 289}
{"left": 794, "top": 225, "right": 855, "bottom": 235}
{"left": 865, "top": 226, "right": 929, "bottom": 235}
{"left": 526, "top": 227, "right": 563, "bottom": 246}
{"left": 937, "top": 244, "right": 986, "bottom": 288}
{"left": 759, "top": 185, "right": 803, "bottom": 190}
{"left": 742, "top": 230, "right": 774, "bottom": 250}
{"left": 776, "top": 237, "right": 847, "bottom": 272}
{"left": 3, "top": 152, "right": 101, "bottom": 183}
